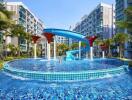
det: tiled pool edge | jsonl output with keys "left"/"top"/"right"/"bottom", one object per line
{"left": 3, "top": 63, "right": 128, "bottom": 82}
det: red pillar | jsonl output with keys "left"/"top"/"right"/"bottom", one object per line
{"left": 42, "top": 32, "right": 55, "bottom": 43}
{"left": 42, "top": 32, "right": 55, "bottom": 60}
{"left": 32, "top": 35, "right": 41, "bottom": 43}
{"left": 31, "top": 35, "right": 41, "bottom": 58}
{"left": 86, "top": 36, "right": 97, "bottom": 60}
{"left": 86, "top": 36, "right": 97, "bottom": 47}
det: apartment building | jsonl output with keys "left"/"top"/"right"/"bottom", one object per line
{"left": 0, "top": 0, "right": 3, "bottom": 3}
{"left": 55, "top": 36, "right": 69, "bottom": 44}
{"left": 73, "top": 3, "right": 115, "bottom": 40}
{"left": 115, "top": 0, "right": 132, "bottom": 58}
{"left": 6, "top": 2, "right": 44, "bottom": 51}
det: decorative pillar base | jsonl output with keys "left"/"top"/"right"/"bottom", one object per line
{"left": 79, "top": 41, "right": 81, "bottom": 59}
{"left": 90, "top": 46, "right": 93, "bottom": 60}
{"left": 34, "top": 43, "right": 37, "bottom": 58}
{"left": 47, "top": 43, "right": 51, "bottom": 60}
{"left": 102, "top": 51, "right": 105, "bottom": 59}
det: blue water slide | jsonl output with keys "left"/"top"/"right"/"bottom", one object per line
{"left": 43, "top": 28, "right": 90, "bottom": 60}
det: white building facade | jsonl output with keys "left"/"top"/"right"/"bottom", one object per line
{"left": 6, "top": 2, "right": 44, "bottom": 51}
{"left": 115, "top": 0, "right": 132, "bottom": 58}
{"left": 73, "top": 3, "right": 115, "bottom": 40}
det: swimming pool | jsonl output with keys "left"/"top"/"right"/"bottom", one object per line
{"left": 0, "top": 70, "right": 132, "bottom": 99}
{"left": 0, "top": 58, "right": 132, "bottom": 99}
{"left": 3, "top": 58, "right": 128, "bottom": 81}
{"left": 6, "top": 58, "right": 125, "bottom": 71}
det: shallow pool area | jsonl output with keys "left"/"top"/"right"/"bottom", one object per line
{"left": 6, "top": 58, "right": 125, "bottom": 72}
{"left": 3, "top": 58, "right": 128, "bottom": 81}
{"left": 0, "top": 58, "right": 132, "bottom": 99}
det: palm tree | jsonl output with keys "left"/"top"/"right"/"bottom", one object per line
{"left": 10, "top": 24, "right": 27, "bottom": 55}
{"left": 104, "top": 38, "right": 114, "bottom": 57}
{"left": 94, "top": 39, "right": 103, "bottom": 57}
{"left": 6, "top": 43, "right": 15, "bottom": 56}
{"left": 94, "top": 39, "right": 102, "bottom": 46}
{"left": 11, "top": 24, "right": 26, "bottom": 37}
{"left": 0, "top": 3, "right": 14, "bottom": 58}
{"left": 25, "top": 32, "right": 32, "bottom": 57}
{"left": 116, "top": 6, "right": 132, "bottom": 58}
{"left": 0, "top": 3, "right": 14, "bottom": 30}
{"left": 70, "top": 43, "right": 79, "bottom": 50}
{"left": 57, "top": 43, "right": 69, "bottom": 56}
{"left": 70, "top": 42, "right": 86, "bottom": 50}
{"left": 113, "top": 33, "right": 128, "bottom": 58}
{"left": 15, "top": 46, "right": 20, "bottom": 56}
{"left": 116, "top": 6, "right": 132, "bottom": 32}
{"left": 11, "top": 24, "right": 33, "bottom": 57}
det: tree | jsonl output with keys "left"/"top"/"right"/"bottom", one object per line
{"left": 25, "top": 32, "right": 32, "bottom": 56}
{"left": 15, "top": 46, "right": 20, "bottom": 56}
{"left": 70, "top": 43, "right": 78, "bottom": 50}
{"left": 94, "top": 39, "right": 103, "bottom": 57}
{"left": 94, "top": 39, "right": 103, "bottom": 46}
{"left": 11, "top": 24, "right": 33, "bottom": 56}
{"left": 57, "top": 43, "right": 69, "bottom": 56}
{"left": 10, "top": 24, "right": 26, "bottom": 55}
{"left": 113, "top": 33, "right": 128, "bottom": 58}
{"left": 0, "top": 3, "right": 14, "bottom": 58}
{"left": 115, "top": 6, "right": 132, "bottom": 58}
{"left": 0, "top": 3, "right": 14, "bottom": 30}
{"left": 6, "top": 43, "right": 16, "bottom": 56}
{"left": 11, "top": 24, "right": 26, "bottom": 37}
{"left": 70, "top": 42, "right": 86, "bottom": 50}
{"left": 104, "top": 38, "right": 114, "bottom": 57}
{"left": 116, "top": 6, "right": 132, "bottom": 32}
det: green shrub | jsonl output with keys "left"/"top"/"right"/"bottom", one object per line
{"left": 4, "top": 57, "right": 14, "bottom": 61}
{"left": 129, "top": 61, "right": 132, "bottom": 67}
{"left": 0, "top": 61, "right": 4, "bottom": 69}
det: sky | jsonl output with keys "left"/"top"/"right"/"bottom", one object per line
{"left": 7, "top": 0, "right": 115, "bottom": 29}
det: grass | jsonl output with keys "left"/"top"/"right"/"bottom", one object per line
{"left": 0, "top": 61, "right": 4, "bottom": 70}
{"left": 0, "top": 56, "right": 29, "bottom": 70}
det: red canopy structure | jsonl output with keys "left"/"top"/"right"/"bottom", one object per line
{"left": 31, "top": 35, "right": 41, "bottom": 58}
{"left": 32, "top": 35, "right": 41, "bottom": 43}
{"left": 86, "top": 36, "right": 97, "bottom": 47}
{"left": 42, "top": 32, "right": 55, "bottom": 43}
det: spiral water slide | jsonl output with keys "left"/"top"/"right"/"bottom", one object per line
{"left": 43, "top": 28, "right": 90, "bottom": 60}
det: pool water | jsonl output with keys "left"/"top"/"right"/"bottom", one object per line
{"left": 0, "top": 71, "right": 132, "bottom": 99}
{"left": 7, "top": 58, "right": 125, "bottom": 72}
{"left": 0, "top": 58, "right": 132, "bottom": 99}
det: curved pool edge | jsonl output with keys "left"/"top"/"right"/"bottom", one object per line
{"left": 3, "top": 62, "right": 128, "bottom": 82}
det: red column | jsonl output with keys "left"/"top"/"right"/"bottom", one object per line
{"left": 31, "top": 35, "right": 41, "bottom": 58}
{"left": 86, "top": 36, "right": 97, "bottom": 47}
{"left": 32, "top": 35, "right": 41, "bottom": 43}
{"left": 42, "top": 32, "right": 55, "bottom": 43}
{"left": 42, "top": 32, "right": 55, "bottom": 60}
